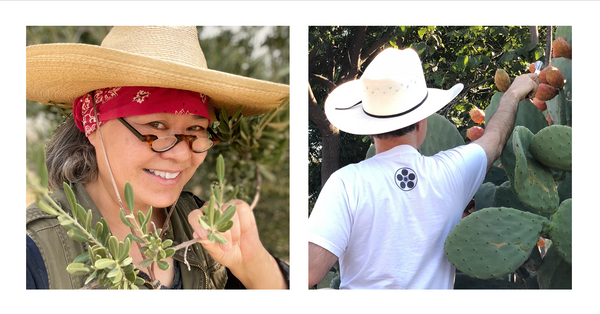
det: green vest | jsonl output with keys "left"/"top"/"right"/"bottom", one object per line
{"left": 26, "top": 183, "right": 228, "bottom": 289}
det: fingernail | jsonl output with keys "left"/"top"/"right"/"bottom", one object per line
{"left": 220, "top": 242, "right": 232, "bottom": 252}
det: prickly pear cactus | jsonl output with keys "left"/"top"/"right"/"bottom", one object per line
{"left": 493, "top": 183, "right": 542, "bottom": 216}
{"left": 446, "top": 26, "right": 572, "bottom": 288}
{"left": 512, "top": 126, "right": 560, "bottom": 214}
{"left": 418, "top": 113, "right": 465, "bottom": 156}
{"left": 444, "top": 207, "right": 550, "bottom": 280}
{"left": 547, "top": 199, "right": 572, "bottom": 264}
{"left": 529, "top": 125, "right": 572, "bottom": 172}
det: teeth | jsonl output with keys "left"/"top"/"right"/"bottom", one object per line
{"left": 147, "top": 169, "right": 180, "bottom": 179}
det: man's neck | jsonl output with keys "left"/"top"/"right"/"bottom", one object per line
{"left": 374, "top": 134, "right": 419, "bottom": 154}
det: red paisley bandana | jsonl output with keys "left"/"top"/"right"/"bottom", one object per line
{"left": 73, "top": 86, "right": 210, "bottom": 136}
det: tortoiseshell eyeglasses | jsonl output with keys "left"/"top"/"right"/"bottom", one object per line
{"left": 117, "top": 117, "right": 220, "bottom": 153}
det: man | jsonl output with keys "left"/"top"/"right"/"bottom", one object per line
{"left": 308, "top": 48, "right": 538, "bottom": 289}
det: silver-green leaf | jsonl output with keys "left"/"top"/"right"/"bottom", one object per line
{"left": 124, "top": 181, "right": 134, "bottom": 211}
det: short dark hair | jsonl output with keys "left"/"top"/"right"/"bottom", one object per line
{"left": 371, "top": 122, "right": 417, "bottom": 140}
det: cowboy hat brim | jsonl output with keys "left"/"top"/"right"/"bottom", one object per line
{"left": 26, "top": 43, "right": 289, "bottom": 119}
{"left": 325, "top": 80, "right": 463, "bottom": 135}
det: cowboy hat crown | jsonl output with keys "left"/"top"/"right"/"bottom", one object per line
{"left": 325, "top": 48, "right": 463, "bottom": 135}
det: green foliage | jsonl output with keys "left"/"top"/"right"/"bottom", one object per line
{"left": 198, "top": 155, "right": 238, "bottom": 244}
{"left": 189, "top": 98, "right": 290, "bottom": 259}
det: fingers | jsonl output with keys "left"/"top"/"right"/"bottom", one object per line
{"left": 187, "top": 205, "right": 232, "bottom": 252}
{"left": 224, "top": 202, "right": 242, "bottom": 244}
{"left": 511, "top": 73, "right": 539, "bottom": 101}
{"left": 526, "top": 73, "right": 540, "bottom": 100}
{"left": 186, "top": 199, "right": 252, "bottom": 251}
{"left": 188, "top": 209, "right": 208, "bottom": 238}
{"left": 229, "top": 199, "right": 254, "bottom": 235}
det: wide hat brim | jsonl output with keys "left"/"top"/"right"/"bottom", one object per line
{"left": 325, "top": 81, "right": 463, "bottom": 135}
{"left": 26, "top": 43, "right": 289, "bottom": 120}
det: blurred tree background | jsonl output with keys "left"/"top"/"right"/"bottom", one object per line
{"left": 26, "top": 26, "right": 289, "bottom": 263}
{"left": 309, "top": 26, "right": 549, "bottom": 214}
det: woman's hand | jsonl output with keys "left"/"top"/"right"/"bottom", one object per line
{"left": 187, "top": 199, "right": 286, "bottom": 289}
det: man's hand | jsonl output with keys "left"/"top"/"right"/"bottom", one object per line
{"left": 474, "top": 73, "right": 539, "bottom": 171}
{"left": 506, "top": 73, "right": 540, "bottom": 102}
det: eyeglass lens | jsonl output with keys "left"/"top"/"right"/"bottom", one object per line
{"left": 151, "top": 136, "right": 214, "bottom": 153}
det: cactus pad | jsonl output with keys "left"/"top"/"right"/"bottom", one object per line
{"left": 512, "top": 126, "right": 560, "bottom": 214}
{"left": 494, "top": 183, "right": 544, "bottom": 216}
{"left": 474, "top": 182, "right": 496, "bottom": 211}
{"left": 418, "top": 113, "right": 464, "bottom": 156}
{"left": 444, "top": 207, "right": 550, "bottom": 280}
{"left": 529, "top": 125, "right": 572, "bottom": 172}
{"left": 486, "top": 93, "right": 549, "bottom": 187}
{"left": 547, "top": 199, "right": 572, "bottom": 264}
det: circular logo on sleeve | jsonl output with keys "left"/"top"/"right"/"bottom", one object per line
{"left": 395, "top": 167, "right": 418, "bottom": 191}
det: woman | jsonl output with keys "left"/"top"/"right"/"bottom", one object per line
{"left": 26, "top": 26, "right": 289, "bottom": 289}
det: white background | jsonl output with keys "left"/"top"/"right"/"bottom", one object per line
{"left": 4, "top": 0, "right": 595, "bottom": 312}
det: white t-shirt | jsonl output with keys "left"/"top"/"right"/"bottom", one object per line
{"left": 308, "top": 143, "right": 487, "bottom": 289}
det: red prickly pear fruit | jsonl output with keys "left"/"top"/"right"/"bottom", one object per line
{"left": 529, "top": 63, "right": 536, "bottom": 73}
{"left": 546, "top": 113, "right": 554, "bottom": 126}
{"left": 535, "top": 83, "right": 559, "bottom": 101}
{"left": 545, "top": 66, "right": 566, "bottom": 89}
{"left": 553, "top": 49, "right": 559, "bottom": 58}
{"left": 553, "top": 37, "right": 572, "bottom": 60}
{"left": 494, "top": 69, "right": 511, "bottom": 92}
{"left": 539, "top": 67, "right": 548, "bottom": 84}
{"left": 532, "top": 98, "right": 547, "bottom": 111}
{"left": 469, "top": 108, "right": 485, "bottom": 124}
{"left": 466, "top": 126, "right": 484, "bottom": 141}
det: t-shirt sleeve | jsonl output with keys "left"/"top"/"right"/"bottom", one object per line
{"left": 308, "top": 172, "right": 353, "bottom": 259}
{"left": 435, "top": 143, "right": 488, "bottom": 207}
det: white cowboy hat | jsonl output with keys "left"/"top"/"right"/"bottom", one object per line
{"left": 26, "top": 26, "right": 289, "bottom": 119}
{"left": 325, "top": 48, "right": 463, "bottom": 135}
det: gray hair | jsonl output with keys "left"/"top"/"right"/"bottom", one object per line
{"left": 46, "top": 115, "right": 98, "bottom": 191}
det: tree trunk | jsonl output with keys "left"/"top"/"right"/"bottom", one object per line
{"left": 309, "top": 83, "right": 339, "bottom": 188}
{"left": 529, "top": 26, "right": 539, "bottom": 45}
{"left": 545, "top": 26, "right": 553, "bottom": 66}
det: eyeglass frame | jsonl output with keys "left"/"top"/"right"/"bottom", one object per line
{"left": 117, "top": 117, "right": 221, "bottom": 153}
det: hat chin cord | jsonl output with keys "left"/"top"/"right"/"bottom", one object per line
{"left": 91, "top": 92, "right": 180, "bottom": 285}
{"left": 91, "top": 92, "right": 127, "bottom": 213}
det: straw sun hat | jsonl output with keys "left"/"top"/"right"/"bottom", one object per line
{"left": 325, "top": 48, "right": 463, "bottom": 135}
{"left": 26, "top": 26, "right": 289, "bottom": 119}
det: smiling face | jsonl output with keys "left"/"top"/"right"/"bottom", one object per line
{"left": 87, "top": 113, "right": 209, "bottom": 211}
